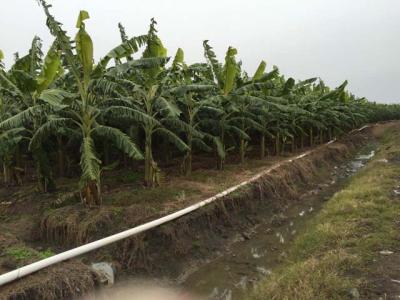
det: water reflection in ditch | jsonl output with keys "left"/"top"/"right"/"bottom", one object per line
{"left": 182, "top": 148, "right": 376, "bottom": 300}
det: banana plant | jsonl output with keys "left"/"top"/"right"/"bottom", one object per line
{"left": 233, "top": 61, "right": 284, "bottom": 162}
{"left": 167, "top": 48, "right": 221, "bottom": 175}
{"left": 104, "top": 20, "right": 188, "bottom": 187}
{"left": 0, "top": 37, "right": 64, "bottom": 191}
{"left": 0, "top": 127, "right": 26, "bottom": 185}
{"left": 305, "top": 80, "right": 350, "bottom": 144}
{"left": 203, "top": 41, "right": 258, "bottom": 169}
{"left": 0, "top": 51, "right": 28, "bottom": 185}
{"left": 37, "top": 2, "right": 143, "bottom": 205}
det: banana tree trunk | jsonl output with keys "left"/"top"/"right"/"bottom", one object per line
{"left": 309, "top": 128, "right": 313, "bottom": 147}
{"left": 183, "top": 132, "right": 193, "bottom": 176}
{"left": 260, "top": 134, "right": 266, "bottom": 159}
{"left": 239, "top": 138, "right": 245, "bottom": 164}
{"left": 217, "top": 128, "right": 225, "bottom": 170}
{"left": 291, "top": 136, "right": 295, "bottom": 153}
{"left": 319, "top": 129, "right": 323, "bottom": 144}
{"left": 57, "top": 136, "right": 65, "bottom": 178}
{"left": 15, "top": 144, "right": 21, "bottom": 169}
{"left": 33, "top": 148, "right": 56, "bottom": 193}
{"left": 275, "top": 133, "right": 280, "bottom": 156}
{"left": 239, "top": 121, "right": 247, "bottom": 164}
{"left": 15, "top": 145, "right": 24, "bottom": 183}
{"left": 82, "top": 180, "right": 101, "bottom": 207}
{"left": 129, "top": 126, "right": 138, "bottom": 169}
{"left": 103, "top": 141, "right": 110, "bottom": 166}
{"left": 144, "top": 130, "right": 155, "bottom": 187}
{"left": 184, "top": 150, "right": 192, "bottom": 176}
{"left": 3, "top": 163, "right": 11, "bottom": 185}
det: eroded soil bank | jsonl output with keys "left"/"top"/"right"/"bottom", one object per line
{"left": 0, "top": 122, "right": 395, "bottom": 299}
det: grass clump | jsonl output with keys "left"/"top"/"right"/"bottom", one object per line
{"left": 6, "top": 246, "right": 54, "bottom": 263}
{"left": 255, "top": 250, "right": 359, "bottom": 300}
{"left": 6, "top": 247, "right": 36, "bottom": 261}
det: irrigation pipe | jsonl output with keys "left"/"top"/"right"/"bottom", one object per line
{"left": 0, "top": 125, "right": 370, "bottom": 286}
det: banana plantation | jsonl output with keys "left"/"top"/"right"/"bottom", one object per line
{"left": 0, "top": 1, "right": 399, "bottom": 208}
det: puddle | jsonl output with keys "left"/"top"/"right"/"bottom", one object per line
{"left": 181, "top": 146, "right": 376, "bottom": 299}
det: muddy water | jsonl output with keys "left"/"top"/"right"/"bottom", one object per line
{"left": 181, "top": 146, "right": 376, "bottom": 300}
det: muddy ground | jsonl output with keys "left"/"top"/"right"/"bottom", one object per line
{"left": 0, "top": 122, "right": 396, "bottom": 299}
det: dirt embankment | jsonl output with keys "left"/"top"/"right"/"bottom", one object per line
{"left": 0, "top": 123, "right": 390, "bottom": 300}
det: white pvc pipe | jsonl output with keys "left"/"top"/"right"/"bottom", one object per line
{"left": 349, "top": 125, "right": 369, "bottom": 133}
{"left": 0, "top": 127, "right": 368, "bottom": 287}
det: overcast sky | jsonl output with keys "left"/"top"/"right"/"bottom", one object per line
{"left": 1, "top": 0, "right": 399, "bottom": 103}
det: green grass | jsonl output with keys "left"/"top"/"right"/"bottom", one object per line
{"left": 249, "top": 128, "right": 400, "bottom": 300}
{"left": 6, "top": 246, "right": 54, "bottom": 262}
